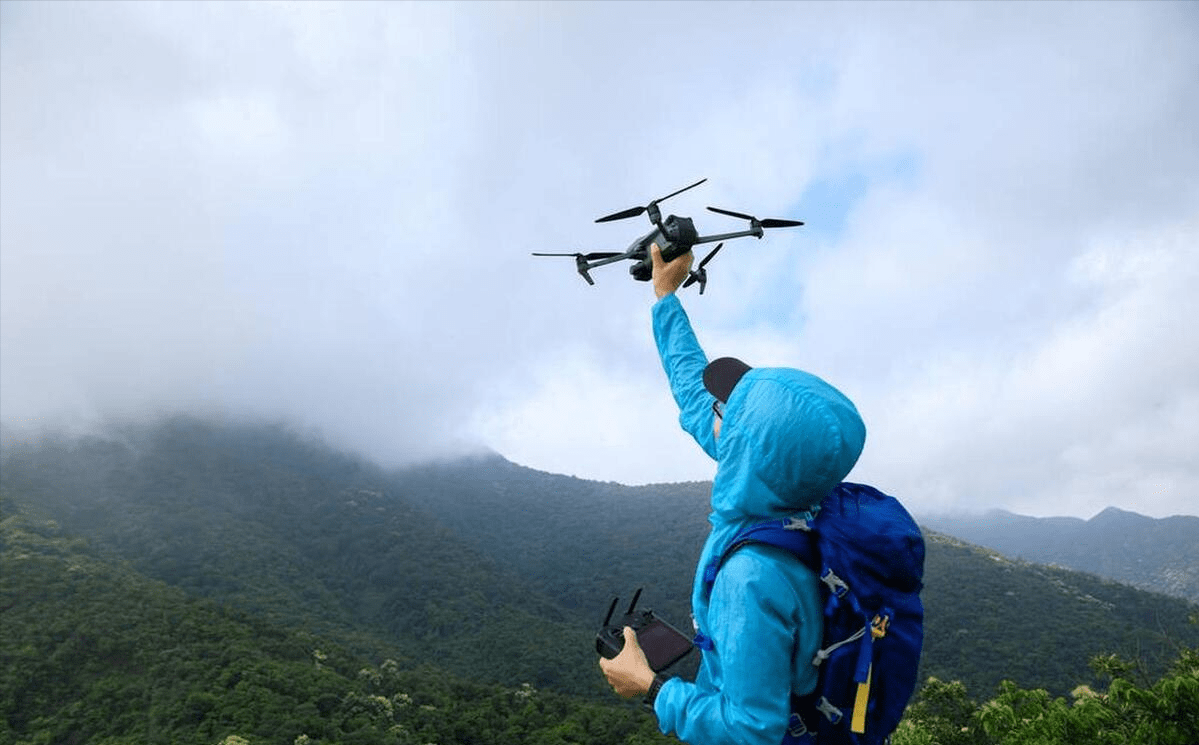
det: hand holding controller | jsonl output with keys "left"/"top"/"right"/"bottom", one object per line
{"left": 595, "top": 588, "right": 694, "bottom": 672}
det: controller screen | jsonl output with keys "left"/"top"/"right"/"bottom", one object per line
{"left": 639, "top": 621, "right": 692, "bottom": 666}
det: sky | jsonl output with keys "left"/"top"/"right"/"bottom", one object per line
{"left": 2, "top": 1, "right": 1196, "bottom": 519}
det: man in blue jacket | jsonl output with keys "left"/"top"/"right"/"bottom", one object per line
{"left": 600, "top": 245, "right": 867, "bottom": 745}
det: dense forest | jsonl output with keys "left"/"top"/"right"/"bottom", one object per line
{"left": 2, "top": 417, "right": 1196, "bottom": 744}
{"left": 0, "top": 507, "right": 669, "bottom": 745}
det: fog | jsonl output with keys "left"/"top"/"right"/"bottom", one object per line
{"left": 3, "top": 1, "right": 1196, "bottom": 517}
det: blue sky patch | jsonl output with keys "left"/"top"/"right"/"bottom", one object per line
{"left": 796, "top": 149, "right": 922, "bottom": 243}
{"left": 722, "top": 149, "right": 923, "bottom": 331}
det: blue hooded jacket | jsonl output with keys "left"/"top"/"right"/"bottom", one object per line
{"left": 650, "top": 294, "right": 867, "bottom": 745}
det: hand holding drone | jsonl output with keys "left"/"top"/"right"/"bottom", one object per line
{"left": 534, "top": 179, "right": 803, "bottom": 293}
{"left": 650, "top": 241, "right": 693, "bottom": 299}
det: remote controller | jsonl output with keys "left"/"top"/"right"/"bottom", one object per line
{"left": 595, "top": 588, "right": 694, "bottom": 672}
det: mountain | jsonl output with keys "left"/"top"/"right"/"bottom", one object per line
{"left": 0, "top": 418, "right": 601, "bottom": 697}
{"left": 920, "top": 508, "right": 1199, "bottom": 604}
{"left": 0, "top": 506, "right": 670, "bottom": 745}
{"left": 400, "top": 455, "right": 1199, "bottom": 697}
{"left": 2, "top": 416, "right": 1197, "bottom": 706}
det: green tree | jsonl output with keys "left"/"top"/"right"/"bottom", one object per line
{"left": 893, "top": 677, "right": 990, "bottom": 745}
{"left": 897, "top": 642, "right": 1199, "bottom": 745}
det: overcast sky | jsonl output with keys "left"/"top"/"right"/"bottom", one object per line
{"left": 2, "top": 1, "right": 1196, "bottom": 518}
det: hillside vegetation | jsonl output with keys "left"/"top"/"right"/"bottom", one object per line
{"left": 0, "top": 506, "right": 670, "bottom": 745}
{"left": 2, "top": 417, "right": 1197, "bottom": 744}
{"left": 396, "top": 450, "right": 1199, "bottom": 696}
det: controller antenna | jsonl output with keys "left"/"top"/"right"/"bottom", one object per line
{"left": 627, "top": 587, "right": 643, "bottom": 615}
{"left": 602, "top": 596, "right": 619, "bottom": 627}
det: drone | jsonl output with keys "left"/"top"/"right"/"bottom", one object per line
{"left": 533, "top": 178, "right": 803, "bottom": 293}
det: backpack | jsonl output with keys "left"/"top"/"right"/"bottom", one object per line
{"left": 701, "top": 482, "right": 925, "bottom": 745}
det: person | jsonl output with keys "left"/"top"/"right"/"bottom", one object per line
{"left": 600, "top": 244, "right": 867, "bottom": 745}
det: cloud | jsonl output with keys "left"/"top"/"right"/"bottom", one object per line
{"left": 2, "top": 1, "right": 1197, "bottom": 517}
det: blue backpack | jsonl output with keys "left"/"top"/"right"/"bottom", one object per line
{"left": 702, "top": 482, "right": 925, "bottom": 745}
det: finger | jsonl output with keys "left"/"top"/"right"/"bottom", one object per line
{"left": 623, "top": 626, "right": 642, "bottom": 649}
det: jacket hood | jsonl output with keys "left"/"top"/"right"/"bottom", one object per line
{"left": 710, "top": 367, "right": 865, "bottom": 522}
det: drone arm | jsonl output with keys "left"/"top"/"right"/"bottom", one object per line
{"left": 586, "top": 253, "right": 635, "bottom": 270}
{"left": 693, "top": 228, "right": 763, "bottom": 245}
{"left": 574, "top": 250, "right": 639, "bottom": 285}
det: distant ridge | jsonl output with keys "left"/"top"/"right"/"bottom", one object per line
{"left": 920, "top": 507, "right": 1199, "bottom": 603}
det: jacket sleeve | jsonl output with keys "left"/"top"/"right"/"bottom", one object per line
{"left": 653, "top": 546, "right": 806, "bottom": 745}
{"left": 652, "top": 294, "right": 718, "bottom": 460}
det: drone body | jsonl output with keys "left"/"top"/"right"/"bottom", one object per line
{"left": 533, "top": 179, "right": 803, "bottom": 293}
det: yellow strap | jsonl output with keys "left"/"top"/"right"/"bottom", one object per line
{"left": 851, "top": 665, "right": 872, "bottom": 734}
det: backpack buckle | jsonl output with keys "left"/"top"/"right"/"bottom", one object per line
{"left": 815, "top": 696, "right": 844, "bottom": 724}
{"left": 783, "top": 516, "right": 812, "bottom": 532}
{"left": 871, "top": 614, "right": 891, "bottom": 639}
{"left": 821, "top": 568, "right": 849, "bottom": 597}
{"left": 786, "top": 711, "right": 809, "bottom": 737}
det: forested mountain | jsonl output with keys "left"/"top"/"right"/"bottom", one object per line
{"left": 0, "top": 507, "right": 671, "bottom": 745}
{"left": 388, "top": 453, "right": 1199, "bottom": 698}
{"left": 0, "top": 419, "right": 601, "bottom": 697}
{"left": 2, "top": 416, "right": 1197, "bottom": 740}
{"left": 920, "top": 508, "right": 1199, "bottom": 604}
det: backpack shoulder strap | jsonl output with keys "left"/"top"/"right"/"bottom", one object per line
{"left": 702, "top": 515, "right": 821, "bottom": 598}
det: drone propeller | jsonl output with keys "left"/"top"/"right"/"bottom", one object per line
{"left": 531, "top": 251, "right": 623, "bottom": 286}
{"left": 707, "top": 206, "right": 804, "bottom": 229}
{"left": 532, "top": 252, "right": 623, "bottom": 260}
{"left": 595, "top": 178, "right": 708, "bottom": 224}
{"left": 682, "top": 242, "right": 723, "bottom": 294}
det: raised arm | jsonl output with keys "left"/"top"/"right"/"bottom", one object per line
{"left": 650, "top": 244, "right": 719, "bottom": 460}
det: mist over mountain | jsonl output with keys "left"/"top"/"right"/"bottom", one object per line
{"left": 920, "top": 508, "right": 1199, "bottom": 604}
{"left": 2, "top": 415, "right": 1196, "bottom": 706}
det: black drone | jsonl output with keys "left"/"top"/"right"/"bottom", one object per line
{"left": 533, "top": 178, "right": 803, "bottom": 293}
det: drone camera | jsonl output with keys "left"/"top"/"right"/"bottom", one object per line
{"left": 662, "top": 215, "right": 699, "bottom": 251}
